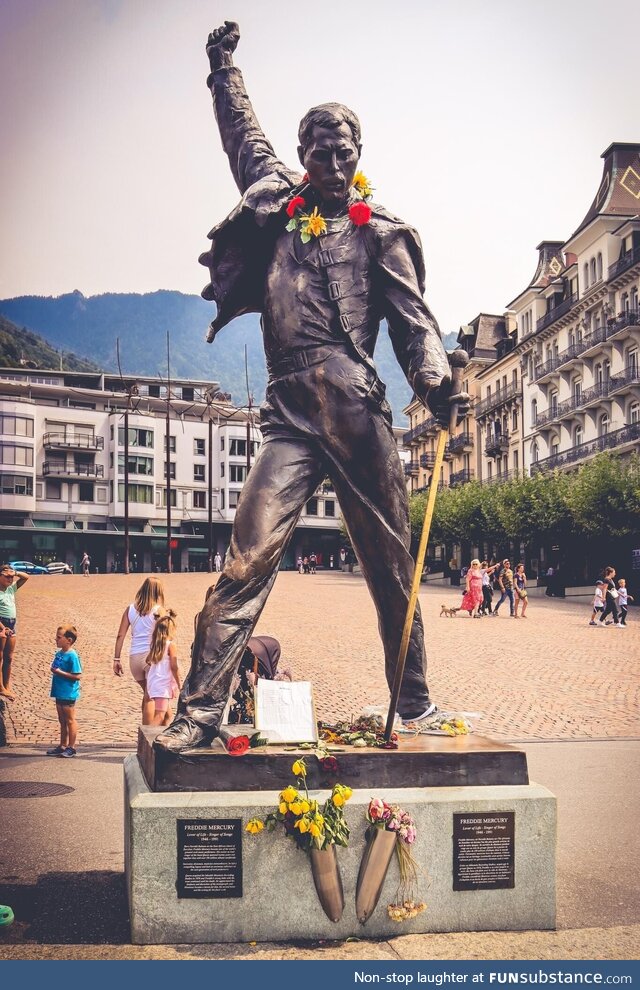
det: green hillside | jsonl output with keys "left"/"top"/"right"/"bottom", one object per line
{"left": 0, "top": 313, "right": 101, "bottom": 373}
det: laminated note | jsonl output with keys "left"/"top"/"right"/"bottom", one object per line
{"left": 254, "top": 680, "right": 318, "bottom": 744}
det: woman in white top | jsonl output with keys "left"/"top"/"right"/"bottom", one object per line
{"left": 145, "top": 609, "right": 181, "bottom": 727}
{"left": 113, "top": 577, "right": 165, "bottom": 724}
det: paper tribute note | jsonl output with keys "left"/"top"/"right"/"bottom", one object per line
{"left": 255, "top": 680, "right": 318, "bottom": 743}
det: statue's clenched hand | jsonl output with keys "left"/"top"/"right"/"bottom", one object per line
{"left": 206, "top": 21, "right": 240, "bottom": 71}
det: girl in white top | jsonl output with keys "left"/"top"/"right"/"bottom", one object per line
{"left": 145, "top": 609, "right": 181, "bottom": 726}
{"left": 112, "top": 577, "right": 165, "bottom": 724}
{"left": 589, "top": 581, "right": 605, "bottom": 625}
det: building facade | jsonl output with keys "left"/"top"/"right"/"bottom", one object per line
{"left": 0, "top": 369, "right": 342, "bottom": 572}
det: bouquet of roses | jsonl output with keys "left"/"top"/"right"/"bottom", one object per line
{"left": 366, "top": 798, "right": 427, "bottom": 922}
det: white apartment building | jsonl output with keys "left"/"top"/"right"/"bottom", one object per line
{"left": 512, "top": 143, "right": 640, "bottom": 474}
{"left": 0, "top": 369, "right": 343, "bottom": 572}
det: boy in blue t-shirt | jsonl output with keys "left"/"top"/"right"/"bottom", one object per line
{"left": 47, "top": 625, "right": 82, "bottom": 758}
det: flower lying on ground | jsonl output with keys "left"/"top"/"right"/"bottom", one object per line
{"left": 319, "top": 714, "right": 398, "bottom": 749}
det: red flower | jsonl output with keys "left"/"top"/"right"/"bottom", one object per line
{"left": 226, "top": 735, "right": 250, "bottom": 757}
{"left": 348, "top": 201, "right": 372, "bottom": 227}
{"left": 322, "top": 755, "right": 339, "bottom": 772}
{"left": 302, "top": 172, "right": 309, "bottom": 182}
{"left": 286, "top": 195, "right": 306, "bottom": 218}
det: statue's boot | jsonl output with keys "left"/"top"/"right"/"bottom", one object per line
{"left": 153, "top": 715, "right": 211, "bottom": 752}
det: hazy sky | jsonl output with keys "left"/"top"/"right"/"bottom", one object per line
{"left": 1, "top": 0, "right": 638, "bottom": 334}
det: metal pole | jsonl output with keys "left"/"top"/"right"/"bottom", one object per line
{"left": 166, "top": 332, "right": 172, "bottom": 574}
{"left": 384, "top": 351, "right": 469, "bottom": 741}
{"left": 208, "top": 412, "right": 214, "bottom": 573}
{"left": 124, "top": 402, "right": 130, "bottom": 574}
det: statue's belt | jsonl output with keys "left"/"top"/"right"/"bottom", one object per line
{"left": 267, "top": 343, "right": 349, "bottom": 379}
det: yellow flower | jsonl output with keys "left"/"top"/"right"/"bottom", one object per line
{"left": 281, "top": 786, "right": 298, "bottom": 803}
{"left": 278, "top": 802, "right": 288, "bottom": 815}
{"left": 352, "top": 171, "right": 373, "bottom": 198}
{"left": 289, "top": 801, "right": 303, "bottom": 816}
{"left": 314, "top": 813, "right": 324, "bottom": 827}
{"left": 300, "top": 207, "right": 327, "bottom": 238}
{"left": 309, "top": 822, "right": 322, "bottom": 837}
{"left": 292, "top": 759, "right": 307, "bottom": 778}
{"left": 332, "top": 793, "right": 345, "bottom": 807}
{"left": 342, "top": 786, "right": 352, "bottom": 801}
{"left": 295, "top": 817, "right": 309, "bottom": 833}
{"left": 245, "top": 818, "right": 264, "bottom": 834}
{"left": 300, "top": 800, "right": 310, "bottom": 814}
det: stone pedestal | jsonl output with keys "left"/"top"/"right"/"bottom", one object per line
{"left": 125, "top": 755, "right": 556, "bottom": 944}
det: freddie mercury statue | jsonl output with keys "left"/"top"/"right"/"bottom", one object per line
{"left": 156, "top": 21, "right": 467, "bottom": 752}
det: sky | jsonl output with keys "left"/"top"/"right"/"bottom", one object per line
{"left": 1, "top": 0, "right": 638, "bottom": 335}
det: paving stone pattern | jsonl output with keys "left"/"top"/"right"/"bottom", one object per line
{"left": 3, "top": 573, "right": 639, "bottom": 746}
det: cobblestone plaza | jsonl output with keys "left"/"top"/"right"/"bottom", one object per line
{"left": 4, "top": 572, "right": 639, "bottom": 747}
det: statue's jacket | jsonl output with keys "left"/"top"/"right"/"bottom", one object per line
{"left": 198, "top": 66, "right": 450, "bottom": 424}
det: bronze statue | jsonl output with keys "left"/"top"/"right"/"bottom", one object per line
{"left": 156, "top": 21, "right": 467, "bottom": 752}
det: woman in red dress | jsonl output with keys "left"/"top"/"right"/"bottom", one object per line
{"left": 461, "top": 559, "right": 484, "bottom": 618}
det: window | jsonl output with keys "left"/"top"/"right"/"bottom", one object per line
{"left": 193, "top": 464, "right": 205, "bottom": 482}
{"left": 78, "top": 482, "right": 94, "bottom": 502}
{"left": 598, "top": 413, "right": 609, "bottom": 437}
{"left": 590, "top": 258, "right": 597, "bottom": 283}
{"left": 118, "top": 454, "right": 154, "bottom": 476}
{"left": 324, "top": 499, "right": 336, "bottom": 517}
{"left": 597, "top": 253, "right": 603, "bottom": 281}
{"left": 161, "top": 488, "right": 177, "bottom": 507}
{"left": 583, "top": 263, "right": 589, "bottom": 290}
{"left": 512, "top": 369, "right": 518, "bottom": 385}
{"left": 45, "top": 479, "right": 62, "bottom": 500}
{"left": 117, "top": 482, "right": 154, "bottom": 503}
{"left": 549, "top": 391, "right": 558, "bottom": 417}
{"left": 193, "top": 491, "right": 206, "bottom": 508}
{"left": 164, "top": 435, "right": 176, "bottom": 453}
{"left": 531, "top": 399, "right": 538, "bottom": 426}
{"left": 165, "top": 461, "right": 176, "bottom": 480}
{"left": 229, "top": 464, "right": 247, "bottom": 484}
{"left": 626, "top": 349, "right": 638, "bottom": 374}
{"left": 531, "top": 442, "right": 539, "bottom": 464}
{"left": 0, "top": 444, "right": 33, "bottom": 466}
{"left": 551, "top": 436, "right": 560, "bottom": 457}
{"left": 0, "top": 415, "right": 34, "bottom": 437}
{"left": 228, "top": 489, "right": 240, "bottom": 508}
{"left": 220, "top": 437, "right": 225, "bottom": 451}
{"left": 513, "top": 449, "right": 519, "bottom": 473}
{"left": 182, "top": 387, "right": 194, "bottom": 402}
{"left": 194, "top": 438, "right": 206, "bottom": 456}
{"left": 573, "top": 378, "right": 582, "bottom": 403}
{"left": 118, "top": 427, "right": 153, "bottom": 448}
{"left": 220, "top": 462, "right": 225, "bottom": 477}
{"left": 220, "top": 490, "right": 225, "bottom": 509}
{"left": 0, "top": 474, "right": 33, "bottom": 495}
{"left": 630, "top": 402, "right": 640, "bottom": 425}
{"left": 512, "top": 410, "right": 518, "bottom": 431}
{"left": 229, "top": 439, "right": 258, "bottom": 458}
{"left": 306, "top": 498, "right": 318, "bottom": 516}
{"left": 574, "top": 426, "right": 583, "bottom": 447}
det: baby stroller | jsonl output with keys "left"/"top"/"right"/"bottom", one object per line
{"left": 227, "top": 636, "right": 290, "bottom": 725}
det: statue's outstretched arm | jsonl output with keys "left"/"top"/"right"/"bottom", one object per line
{"left": 206, "top": 21, "right": 287, "bottom": 194}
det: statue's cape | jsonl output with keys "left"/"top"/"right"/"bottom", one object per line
{"left": 198, "top": 171, "right": 425, "bottom": 342}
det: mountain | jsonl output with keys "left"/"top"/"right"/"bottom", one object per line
{"left": 0, "top": 291, "right": 460, "bottom": 423}
{"left": 0, "top": 313, "right": 101, "bottom": 373}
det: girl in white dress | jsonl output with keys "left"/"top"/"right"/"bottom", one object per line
{"left": 145, "top": 609, "right": 181, "bottom": 727}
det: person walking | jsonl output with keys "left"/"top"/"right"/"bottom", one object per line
{"left": 598, "top": 566, "right": 620, "bottom": 627}
{"left": 112, "top": 577, "right": 166, "bottom": 724}
{"left": 145, "top": 610, "right": 181, "bottom": 727}
{"left": 81, "top": 552, "right": 91, "bottom": 577}
{"left": 617, "top": 579, "right": 633, "bottom": 626}
{"left": 513, "top": 563, "right": 528, "bottom": 618}
{"left": 479, "top": 560, "right": 497, "bottom": 615}
{"left": 460, "top": 559, "right": 483, "bottom": 618}
{"left": 213, "top": 552, "right": 222, "bottom": 572}
{"left": 493, "top": 559, "right": 515, "bottom": 616}
{"left": 589, "top": 580, "right": 605, "bottom": 625}
{"left": 0, "top": 564, "right": 29, "bottom": 700}
{"left": 309, "top": 552, "right": 317, "bottom": 574}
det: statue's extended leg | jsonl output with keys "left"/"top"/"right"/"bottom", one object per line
{"left": 155, "top": 435, "right": 325, "bottom": 751}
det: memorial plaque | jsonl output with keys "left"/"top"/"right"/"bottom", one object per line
{"left": 177, "top": 819, "right": 242, "bottom": 898}
{"left": 453, "top": 812, "right": 515, "bottom": 891}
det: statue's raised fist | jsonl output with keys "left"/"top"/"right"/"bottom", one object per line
{"left": 206, "top": 21, "right": 240, "bottom": 69}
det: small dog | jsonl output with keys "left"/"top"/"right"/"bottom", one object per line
{"left": 440, "top": 603, "right": 460, "bottom": 618}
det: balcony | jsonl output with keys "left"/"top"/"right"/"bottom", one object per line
{"left": 404, "top": 461, "right": 420, "bottom": 478}
{"left": 484, "top": 431, "right": 510, "bottom": 457}
{"left": 608, "top": 246, "right": 640, "bottom": 280}
{"left": 447, "top": 431, "right": 474, "bottom": 454}
{"left": 609, "top": 366, "right": 640, "bottom": 394}
{"left": 531, "top": 354, "right": 563, "bottom": 383}
{"left": 606, "top": 310, "right": 639, "bottom": 341}
{"left": 480, "top": 469, "right": 522, "bottom": 486}
{"left": 450, "top": 468, "right": 474, "bottom": 487}
{"left": 402, "top": 416, "right": 438, "bottom": 446}
{"left": 474, "top": 381, "right": 522, "bottom": 418}
{"left": 43, "top": 432, "right": 104, "bottom": 451}
{"left": 531, "top": 422, "right": 640, "bottom": 473}
{"left": 419, "top": 452, "right": 436, "bottom": 468}
{"left": 43, "top": 461, "right": 104, "bottom": 478}
{"left": 536, "top": 294, "right": 578, "bottom": 333}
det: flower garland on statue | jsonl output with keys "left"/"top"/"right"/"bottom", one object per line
{"left": 285, "top": 171, "right": 374, "bottom": 242}
{"left": 366, "top": 798, "right": 427, "bottom": 922}
{"left": 246, "top": 759, "right": 352, "bottom": 851}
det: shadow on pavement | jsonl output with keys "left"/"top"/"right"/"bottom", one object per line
{"left": 2, "top": 870, "right": 130, "bottom": 944}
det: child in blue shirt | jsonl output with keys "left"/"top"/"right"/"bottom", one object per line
{"left": 47, "top": 625, "right": 82, "bottom": 758}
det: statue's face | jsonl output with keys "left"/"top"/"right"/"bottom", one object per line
{"left": 299, "top": 122, "right": 361, "bottom": 205}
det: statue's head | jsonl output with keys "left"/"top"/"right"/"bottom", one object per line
{"left": 297, "top": 103, "right": 362, "bottom": 206}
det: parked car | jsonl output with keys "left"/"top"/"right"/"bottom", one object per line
{"left": 46, "top": 561, "right": 73, "bottom": 575}
{"left": 8, "top": 560, "right": 49, "bottom": 575}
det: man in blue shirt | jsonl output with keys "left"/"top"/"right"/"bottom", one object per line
{"left": 47, "top": 625, "right": 82, "bottom": 758}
